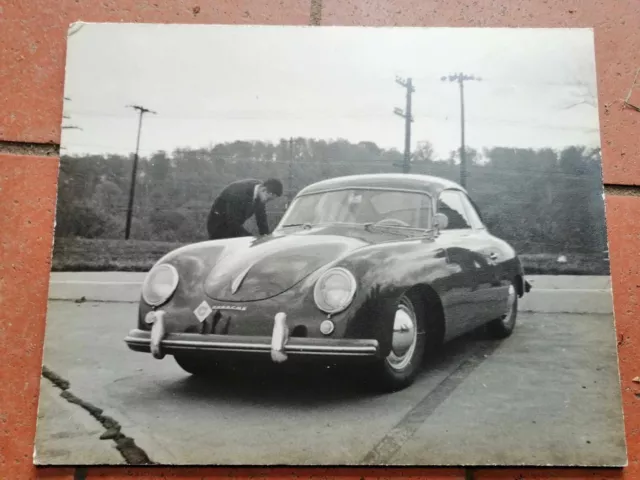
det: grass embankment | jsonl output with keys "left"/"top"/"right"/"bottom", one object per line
{"left": 51, "top": 237, "right": 610, "bottom": 276}
{"left": 51, "top": 237, "right": 186, "bottom": 272}
{"left": 518, "top": 253, "right": 609, "bottom": 276}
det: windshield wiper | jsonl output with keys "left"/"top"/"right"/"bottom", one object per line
{"left": 364, "top": 221, "right": 431, "bottom": 237}
{"left": 280, "top": 223, "right": 313, "bottom": 229}
{"left": 364, "top": 220, "right": 402, "bottom": 231}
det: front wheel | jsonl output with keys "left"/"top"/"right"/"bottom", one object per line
{"left": 486, "top": 282, "right": 518, "bottom": 339}
{"left": 174, "top": 354, "right": 215, "bottom": 376}
{"left": 369, "top": 293, "right": 426, "bottom": 392}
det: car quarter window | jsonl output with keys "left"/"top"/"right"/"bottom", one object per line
{"left": 437, "top": 190, "right": 472, "bottom": 230}
{"left": 459, "top": 193, "right": 485, "bottom": 229}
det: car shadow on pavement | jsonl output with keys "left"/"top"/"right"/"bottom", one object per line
{"left": 160, "top": 328, "right": 494, "bottom": 407}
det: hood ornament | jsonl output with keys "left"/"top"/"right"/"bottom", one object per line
{"left": 231, "top": 263, "right": 253, "bottom": 294}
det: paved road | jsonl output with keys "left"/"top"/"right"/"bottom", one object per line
{"left": 35, "top": 299, "right": 626, "bottom": 467}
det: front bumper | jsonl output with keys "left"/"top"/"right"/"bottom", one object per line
{"left": 124, "top": 329, "right": 380, "bottom": 359}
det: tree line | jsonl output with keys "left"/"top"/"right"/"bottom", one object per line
{"left": 55, "top": 138, "right": 607, "bottom": 255}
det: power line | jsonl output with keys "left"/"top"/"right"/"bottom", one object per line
{"left": 124, "top": 104, "right": 157, "bottom": 240}
{"left": 62, "top": 109, "right": 600, "bottom": 137}
{"left": 394, "top": 76, "right": 415, "bottom": 174}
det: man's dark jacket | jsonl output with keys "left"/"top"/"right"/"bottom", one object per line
{"left": 207, "top": 179, "right": 270, "bottom": 238}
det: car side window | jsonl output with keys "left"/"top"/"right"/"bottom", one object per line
{"left": 370, "top": 191, "right": 431, "bottom": 228}
{"left": 459, "top": 193, "right": 485, "bottom": 230}
{"left": 437, "top": 190, "right": 472, "bottom": 230}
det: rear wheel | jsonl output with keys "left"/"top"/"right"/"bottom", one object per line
{"left": 369, "top": 292, "right": 427, "bottom": 392}
{"left": 486, "top": 282, "right": 518, "bottom": 339}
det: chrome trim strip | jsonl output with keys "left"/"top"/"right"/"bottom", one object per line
{"left": 296, "top": 186, "right": 434, "bottom": 198}
{"left": 125, "top": 333, "right": 379, "bottom": 356}
{"left": 231, "top": 263, "right": 253, "bottom": 295}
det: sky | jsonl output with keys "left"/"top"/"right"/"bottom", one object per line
{"left": 60, "top": 24, "right": 601, "bottom": 160}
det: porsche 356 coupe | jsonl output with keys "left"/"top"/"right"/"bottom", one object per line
{"left": 125, "top": 173, "right": 531, "bottom": 391}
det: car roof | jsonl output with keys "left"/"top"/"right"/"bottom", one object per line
{"left": 296, "top": 173, "right": 467, "bottom": 197}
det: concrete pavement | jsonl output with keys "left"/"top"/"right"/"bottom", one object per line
{"left": 34, "top": 379, "right": 125, "bottom": 465}
{"left": 34, "top": 299, "right": 626, "bottom": 466}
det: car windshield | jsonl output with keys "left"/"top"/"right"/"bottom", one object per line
{"left": 278, "top": 188, "right": 433, "bottom": 230}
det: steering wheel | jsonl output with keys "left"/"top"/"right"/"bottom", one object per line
{"left": 376, "top": 218, "right": 410, "bottom": 227}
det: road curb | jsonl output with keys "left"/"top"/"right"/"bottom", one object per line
{"left": 47, "top": 273, "right": 614, "bottom": 314}
{"left": 519, "top": 289, "right": 613, "bottom": 314}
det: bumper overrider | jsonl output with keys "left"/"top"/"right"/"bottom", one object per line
{"left": 124, "top": 310, "right": 380, "bottom": 363}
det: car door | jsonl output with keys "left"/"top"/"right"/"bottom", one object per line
{"left": 436, "top": 189, "right": 499, "bottom": 334}
{"left": 456, "top": 190, "right": 510, "bottom": 321}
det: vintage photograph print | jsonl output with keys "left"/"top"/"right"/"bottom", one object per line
{"left": 35, "top": 24, "right": 626, "bottom": 467}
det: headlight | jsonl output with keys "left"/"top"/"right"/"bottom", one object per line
{"left": 313, "top": 267, "right": 357, "bottom": 314}
{"left": 142, "top": 264, "right": 179, "bottom": 307}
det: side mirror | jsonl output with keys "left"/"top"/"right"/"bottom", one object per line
{"left": 434, "top": 212, "right": 449, "bottom": 231}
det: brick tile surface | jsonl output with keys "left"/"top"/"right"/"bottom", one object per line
{"left": 0, "top": 154, "right": 69, "bottom": 479}
{"left": 475, "top": 468, "right": 626, "bottom": 479}
{"left": 2, "top": 1, "right": 640, "bottom": 478}
{"left": 83, "top": 467, "right": 466, "bottom": 479}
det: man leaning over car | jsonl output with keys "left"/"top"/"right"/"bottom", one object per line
{"left": 206, "top": 178, "right": 283, "bottom": 240}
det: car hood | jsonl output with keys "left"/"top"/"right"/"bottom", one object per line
{"left": 204, "top": 224, "right": 398, "bottom": 302}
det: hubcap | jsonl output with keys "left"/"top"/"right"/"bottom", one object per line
{"left": 502, "top": 284, "right": 517, "bottom": 327}
{"left": 386, "top": 301, "right": 418, "bottom": 371}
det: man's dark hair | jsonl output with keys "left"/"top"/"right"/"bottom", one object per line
{"left": 263, "top": 178, "right": 283, "bottom": 197}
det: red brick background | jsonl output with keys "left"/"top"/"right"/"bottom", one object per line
{"left": 1, "top": 0, "right": 639, "bottom": 478}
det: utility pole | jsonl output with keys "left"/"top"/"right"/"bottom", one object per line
{"left": 441, "top": 72, "right": 481, "bottom": 188}
{"left": 287, "top": 137, "right": 295, "bottom": 205}
{"left": 394, "top": 76, "right": 415, "bottom": 174}
{"left": 320, "top": 142, "right": 329, "bottom": 179}
{"left": 124, "top": 104, "right": 157, "bottom": 240}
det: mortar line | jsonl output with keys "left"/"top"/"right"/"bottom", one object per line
{"left": 309, "top": 0, "right": 323, "bottom": 25}
{"left": 604, "top": 184, "right": 640, "bottom": 196}
{"left": 0, "top": 140, "right": 59, "bottom": 157}
{"left": 74, "top": 467, "right": 88, "bottom": 480}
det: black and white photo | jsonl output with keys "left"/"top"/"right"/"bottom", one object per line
{"left": 35, "top": 23, "right": 626, "bottom": 467}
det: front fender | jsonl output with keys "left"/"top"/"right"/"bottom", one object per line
{"left": 136, "top": 239, "right": 242, "bottom": 329}
{"left": 296, "top": 239, "right": 451, "bottom": 354}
